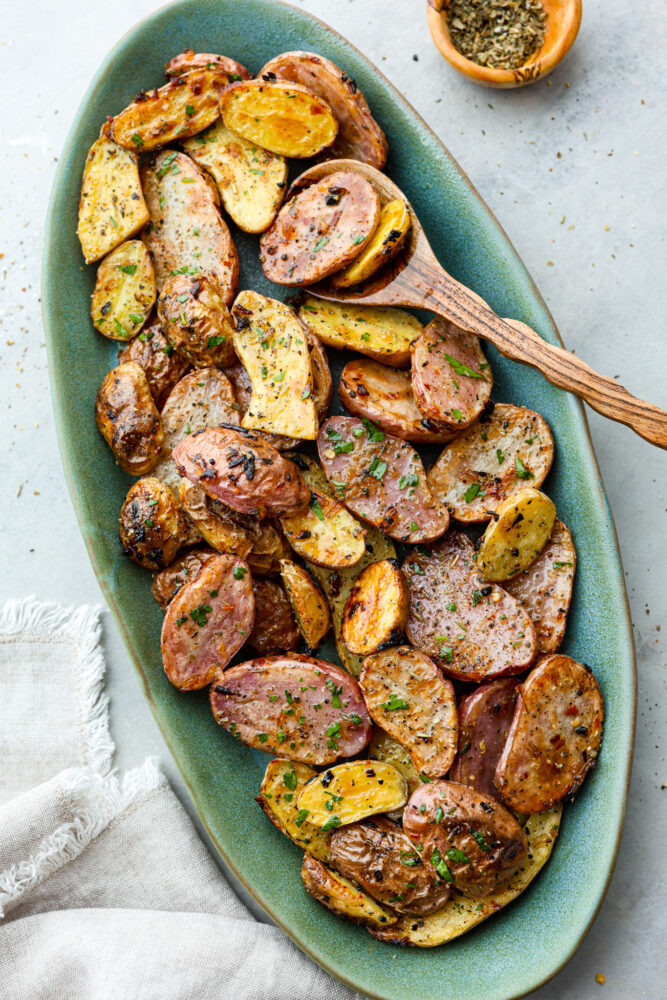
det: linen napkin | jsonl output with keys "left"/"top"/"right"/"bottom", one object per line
{"left": 0, "top": 597, "right": 359, "bottom": 1000}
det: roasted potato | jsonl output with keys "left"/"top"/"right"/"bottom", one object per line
{"left": 151, "top": 546, "right": 216, "bottom": 610}
{"left": 158, "top": 273, "right": 237, "bottom": 367}
{"left": 299, "top": 297, "right": 422, "bottom": 367}
{"left": 495, "top": 655, "right": 604, "bottom": 814}
{"left": 260, "top": 171, "right": 380, "bottom": 286}
{"left": 403, "top": 531, "right": 538, "bottom": 682}
{"left": 332, "top": 199, "right": 410, "bottom": 288}
{"left": 165, "top": 50, "right": 251, "bottom": 81}
{"left": 359, "top": 647, "right": 458, "bottom": 780}
{"left": 279, "top": 455, "right": 366, "bottom": 570}
{"left": 161, "top": 553, "right": 255, "bottom": 690}
{"left": 220, "top": 79, "right": 338, "bottom": 158}
{"left": 223, "top": 362, "right": 296, "bottom": 452}
{"left": 259, "top": 51, "right": 388, "bottom": 168}
{"left": 248, "top": 578, "right": 300, "bottom": 654}
{"left": 279, "top": 560, "right": 331, "bottom": 648}
{"left": 411, "top": 317, "right": 493, "bottom": 430}
{"left": 184, "top": 120, "right": 287, "bottom": 233}
{"left": 298, "top": 760, "right": 408, "bottom": 828}
{"left": 477, "top": 487, "right": 557, "bottom": 582}
{"left": 119, "top": 477, "right": 188, "bottom": 570}
{"left": 209, "top": 654, "right": 371, "bottom": 764}
{"left": 231, "top": 291, "right": 319, "bottom": 439}
{"left": 141, "top": 151, "right": 238, "bottom": 298}
{"left": 256, "top": 759, "right": 332, "bottom": 862}
{"left": 505, "top": 518, "right": 576, "bottom": 652}
{"left": 427, "top": 402, "right": 555, "bottom": 523}
{"left": 118, "top": 316, "right": 190, "bottom": 408}
{"left": 368, "top": 726, "right": 422, "bottom": 798}
{"left": 111, "top": 68, "right": 230, "bottom": 151}
{"left": 301, "top": 854, "right": 396, "bottom": 928}
{"left": 449, "top": 678, "right": 520, "bottom": 798}
{"left": 341, "top": 560, "right": 408, "bottom": 655}
{"left": 95, "top": 361, "right": 163, "bottom": 475}
{"left": 307, "top": 332, "right": 333, "bottom": 420}
{"left": 91, "top": 240, "right": 156, "bottom": 341}
{"left": 77, "top": 137, "right": 149, "bottom": 264}
{"left": 317, "top": 416, "right": 450, "bottom": 544}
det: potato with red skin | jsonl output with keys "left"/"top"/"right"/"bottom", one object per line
{"left": 495, "top": 655, "right": 604, "bottom": 814}
{"left": 165, "top": 50, "right": 252, "bottom": 81}
{"left": 260, "top": 171, "right": 380, "bottom": 286}
{"left": 248, "top": 579, "right": 301, "bottom": 654}
{"left": 118, "top": 316, "right": 190, "bottom": 409}
{"left": 411, "top": 318, "right": 492, "bottom": 430}
{"left": 95, "top": 361, "right": 163, "bottom": 475}
{"left": 151, "top": 546, "right": 216, "bottom": 611}
{"left": 161, "top": 554, "right": 255, "bottom": 691}
{"left": 119, "top": 477, "right": 188, "bottom": 570}
{"left": 301, "top": 854, "right": 396, "bottom": 928}
{"left": 403, "top": 780, "right": 528, "bottom": 899}
{"left": 158, "top": 273, "right": 237, "bottom": 367}
{"left": 449, "top": 678, "right": 519, "bottom": 798}
{"left": 341, "top": 560, "right": 408, "bottom": 656}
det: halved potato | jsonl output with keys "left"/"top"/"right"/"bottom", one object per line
{"left": 151, "top": 546, "right": 216, "bottom": 611}
{"left": 256, "top": 759, "right": 331, "bottom": 862}
{"left": 368, "top": 726, "right": 422, "bottom": 800}
{"left": 299, "top": 298, "right": 422, "bottom": 368}
{"left": 332, "top": 199, "right": 410, "bottom": 288}
{"left": 231, "top": 291, "right": 318, "bottom": 440}
{"left": 119, "top": 477, "right": 188, "bottom": 570}
{"left": 220, "top": 79, "right": 338, "bottom": 158}
{"left": 341, "top": 560, "right": 408, "bottom": 655}
{"left": 118, "top": 315, "right": 190, "bottom": 409}
{"left": 91, "top": 241, "right": 156, "bottom": 340}
{"left": 158, "top": 273, "right": 237, "bottom": 367}
{"left": 165, "top": 50, "right": 252, "bottom": 81}
{"left": 184, "top": 120, "right": 287, "bottom": 233}
{"left": 95, "top": 362, "right": 163, "bottom": 476}
{"left": 298, "top": 761, "right": 408, "bottom": 828}
{"left": 279, "top": 560, "right": 330, "bottom": 648}
{"left": 301, "top": 854, "right": 396, "bottom": 928}
{"left": 77, "top": 137, "right": 149, "bottom": 264}
{"left": 478, "top": 487, "right": 557, "bottom": 582}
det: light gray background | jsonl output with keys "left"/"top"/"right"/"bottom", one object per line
{"left": 1, "top": 1, "right": 665, "bottom": 996}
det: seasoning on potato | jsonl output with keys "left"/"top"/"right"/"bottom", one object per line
{"left": 158, "top": 273, "right": 237, "bottom": 367}
{"left": 299, "top": 298, "right": 422, "bottom": 368}
{"left": 477, "top": 487, "right": 557, "bottom": 582}
{"left": 449, "top": 677, "right": 520, "bottom": 798}
{"left": 298, "top": 760, "right": 408, "bottom": 828}
{"left": 151, "top": 546, "right": 216, "bottom": 611}
{"left": 341, "top": 560, "right": 408, "bottom": 655}
{"left": 279, "top": 560, "right": 331, "bottom": 649}
{"left": 95, "top": 361, "right": 164, "bottom": 475}
{"left": 256, "top": 759, "right": 332, "bottom": 862}
{"left": 118, "top": 316, "right": 190, "bottom": 409}
{"left": 301, "top": 854, "right": 397, "bottom": 928}
{"left": 332, "top": 199, "right": 410, "bottom": 288}
{"left": 165, "top": 50, "right": 251, "bottom": 81}
{"left": 77, "top": 137, "right": 149, "bottom": 264}
{"left": 368, "top": 726, "right": 421, "bottom": 799}
{"left": 91, "top": 240, "right": 156, "bottom": 341}
{"left": 119, "top": 477, "right": 188, "bottom": 570}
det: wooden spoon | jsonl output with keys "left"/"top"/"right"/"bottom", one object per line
{"left": 289, "top": 160, "right": 667, "bottom": 450}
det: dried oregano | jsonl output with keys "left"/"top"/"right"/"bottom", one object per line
{"left": 447, "top": 0, "right": 547, "bottom": 70}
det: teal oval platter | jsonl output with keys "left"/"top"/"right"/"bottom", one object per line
{"left": 42, "top": 2, "right": 636, "bottom": 998}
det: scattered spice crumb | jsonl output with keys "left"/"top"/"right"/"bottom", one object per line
{"left": 595, "top": 973, "right": 606, "bottom": 985}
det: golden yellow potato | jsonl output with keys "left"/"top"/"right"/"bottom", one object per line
{"left": 299, "top": 298, "right": 422, "bottom": 368}
{"left": 279, "top": 560, "right": 330, "bottom": 648}
{"left": 478, "top": 487, "right": 557, "bottom": 582}
{"left": 91, "top": 241, "right": 156, "bottom": 341}
{"left": 332, "top": 199, "right": 410, "bottom": 288}
{"left": 341, "top": 560, "right": 408, "bottom": 656}
{"left": 298, "top": 761, "right": 407, "bottom": 828}
{"left": 77, "top": 137, "right": 149, "bottom": 264}
{"left": 256, "top": 759, "right": 332, "bottom": 862}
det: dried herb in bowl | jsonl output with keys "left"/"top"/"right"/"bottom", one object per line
{"left": 447, "top": 0, "right": 547, "bottom": 70}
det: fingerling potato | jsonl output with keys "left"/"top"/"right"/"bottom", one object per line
{"left": 332, "top": 199, "right": 410, "bottom": 288}
{"left": 158, "top": 273, "right": 237, "bottom": 367}
{"left": 477, "top": 487, "right": 557, "bottom": 582}
{"left": 411, "top": 317, "right": 492, "bottom": 430}
{"left": 151, "top": 546, "right": 216, "bottom": 610}
{"left": 165, "top": 50, "right": 251, "bottom": 81}
{"left": 223, "top": 362, "right": 297, "bottom": 452}
{"left": 248, "top": 578, "right": 300, "bottom": 654}
{"left": 95, "top": 362, "right": 163, "bottom": 475}
{"left": 301, "top": 854, "right": 396, "bottom": 928}
{"left": 341, "top": 560, "right": 408, "bottom": 655}
{"left": 279, "top": 560, "right": 331, "bottom": 649}
{"left": 298, "top": 761, "right": 408, "bottom": 828}
{"left": 256, "top": 759, "right": 332, "bottom": 862}
{"left": 91, "top": 240, "right": 156, "bottom": 341}
{"left": 220, "top": 79, "right": 338, "bottom": 158}
{"left": 299, "top": 298, "right": 422, "bottom": 367}
{"left": 77, "top": 137, "right": 149, "bottom": 264}
{"left": 119, "top": 477, "right": 188, "bottom": 570}
{"left": 118, "top": 316, "right": 190, "bottom": 408}
{"left": 449, "top": 678, "right": 520, "bottom": 798}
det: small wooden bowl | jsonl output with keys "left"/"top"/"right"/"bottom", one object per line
{"left": 426, "top": 0, "right": 582, "bottom": 88}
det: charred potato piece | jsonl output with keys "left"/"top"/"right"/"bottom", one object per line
{"left": 118, "top": 316, "right": 190, "bottom": 409}
{"left": 91, "top": 240, "right": 156, "bottom": 341}
{"left": 279, "top": 560, "right": 330, "bottom": 648}
{"left": 95, "top": 362, "right": 163, "bottom": 475}
{"left": 184, "top": 120, "right": 287, "bottom": 233}
{"left": 427, "top": 402, "right": 554, "bottom": 523}
{"left": 111, "top": 68, "right": 230, "bottom": 151}
{"left": 449, "top": 678, "right": 520, "bottom": 798}
{"left": 477, "top": 487, "right": 557, "bottom": 582}
{"left": 301, "top": 854, "right": 396, "bottom": 928}
{"left": 368, "top": 726, "right": 422, "bottom": 798}
{"left": 248, "top": 578, "right": 300, "bottom": 654}
{"left": 165, "top": 50, "right": 251, "bottom": 80}
{"left": 231, "top": 291, "right": 319, "bottom": 439}
{"left": 341, "top": 560, "right": 408, "bottom": 655}
{"left": 298, "top": 761, "right": 407, "bottom": 828}
{"left": 256, "top": 759, "right": 332, "bottom": 862}
{"left": 330, "top": 816, "right": 451, "bottom": 916}
{"left": 495, "top": 655, "right": 604, "bottom": 813}
{"left": 259, "top": 51, "right": 388, "bottom": 168}
{"left": 119, "top": 477, "right": 188, "bottom": 570}
{"left": 332, "top": 199, "right": 410, "bottom": 288}
{"left": 220, "top": 79, "right": 338, "bottom": 158}
{"left": 158, "top": 273, "right": 237, "bottom": 367}
{"left": 299, "top": 298, "right": 422, "bottom": 368}
{"left": 360, "top": 647, "right": 458, "bottom": 780}
{"left": 151, "top": 546, "right": 216, "bottom": 610}
{"left": 141, "top": 151, "right": 238, "bottom": 298}
{"left": 77, "top": 137, "right": 149, "bottom": 264}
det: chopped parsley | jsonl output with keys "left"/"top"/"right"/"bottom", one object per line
{"left": 321, "top": 815, "right": 341, "bottom": 832}
{"left": 362, "top": 416, "right": 385, "bottom": 442}
{"left": 443, "top": 353, "right": 483, "bottom": 379}
{"left": 379, "top": 693, "right": 409, "bottom": 712}
{"left": 295, "top": 808, "right": 309, "bottom": 827}
{"left": 309, "top": 496, "right": 325, "bottom": 521}
{"left": 207, "top": 336, "right": 226, "bottom": 347}
{"left": 283, "top": 769, "right": 298, "bottom": 791}
{"left": 471, "top": 830, "right": 491, "bottom": 852}
{"left": 515, "top": 457, "right": 533, "bottom": 480}
{"left": 117, "top": 263, "right": 137, "bottom": 275}
{"left": 463, "top": 482, "right": 483, "bottom": 504}
{"left": 233, "top": 566, "right": 248, "bottom": 580}
{"left": 430, "top": 847, "right": 454, "bottom": 883}
{"left": 446, "top": 848, "right": 470, "bottom": 864}
{"left": 189, "top": 604, "right": 212, "bottom": 627}
{"left": 496, "top": 448, "right": 505, "bottom": 464}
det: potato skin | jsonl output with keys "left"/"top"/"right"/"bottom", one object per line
{"left": 119, "top": 477, "right": 188, "bottom": 570}
{"left": 91, "top": 240, "right": 156, "bottom": 340}
{"left": 95, "top": 361, "right": 163, "bottom": 475}
{"left": 158, "top": 273, "right": 237, "bottom": 367}
{"left": 449, "top": 678, "right": 520, "bottom": 798}
{"left": 248, "top": 578, "right": 300, "bottom": 654}
{"left": 341, "top": 560, "right": 408, "bottom": 656}
{"left": 165, "top": 50, "right": 251, "bottom": 80}
{"left": 301, "top": 854, "right": 396, "bottom": 928}
{"left": 279, "top": 559, "right": 331, "bottom": 648}
{"left": 77, "top": 137, "right": 149, "bottom": 264}
{"left": 118, "top": 316, "right": 190, "bottom": 409}
{"left": 151, "top": 546, "right": 216, "bottom": 610}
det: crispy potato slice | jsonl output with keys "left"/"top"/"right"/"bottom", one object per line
{"left": 301, "top": 854, "right": 396, "bottom": 927}
{"left": 119, "top": 477, "right": 188, "bottom": 570}
{"left": 95, "top": 362, "right": 163, "bottom": 475}
{"left": 151, "top": 547, "right": 216, "bottom": 611}
{"left": 111, "top": 68, "right": 229, "bottom": 151}
{"left": 279, "top": 560, "right": 330, "bottom": 648}
{"left": 256, "top": 759, "right": 331, "bottom": 862}
{"left": 332, "top": 199, "right": 410, "bottom": 288}
{"left": 220, "top": 79, "right": 338, "bottom": 158}
{"left": 165, "top": 50, "right": 251, "bottom": 80}
{"left": 370, "top": 804, "right": 562, "bottom": 946}
{"left": 91, "top": 240, "right": 156, "bottom": 341}
{"left": 360, "top": 647, "right": 458, "bottom": 780}
{"left": 279, "top": 455, "right": 366, "bottom": 570}
{"left": 495, "top": 655, "right": 604, "bottom": 813}
{"left": 118, "top": 315, "right": 190, "bottom": 408}
{"left": 231, "top": 291, "right": 318, "bottom": 439}
{"left": 427, "top": 402, "right": 555, "bottom": 523}
{"left": 298, "top": 761, "right": 408, "bottom": 828}
{"left": 478, "top": 487, "right": 557, "bottom": 582}
{"left": 158, "top": 273, "right": 237, "bottom": 367}
{"left": 504, "top": 519, "right": 576, "bottom": 652}
{"left": 184, "top": 120, "right": 287, "bottom": 233}
{"left": 368, "top": 726, "right": 422, "bottom": 801}
{"left": 77, "top": 137, "right": 149, "bottom": 264}
{"left": 449, "top": 678, "right": 520, "bottom": 797}
{"left": 341, "top": 560, "right": 408, "bottom": 655}
{"left": 299, "top": 298, "right": 422, "bottom": 368}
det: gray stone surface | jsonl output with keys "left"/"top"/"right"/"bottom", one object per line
{"left": 0, "top": 0, "right": 665, "bottom": 995}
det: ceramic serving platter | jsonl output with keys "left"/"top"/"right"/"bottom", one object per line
{"left": 42, "top": 2, "right": 635, "bottom": 998}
